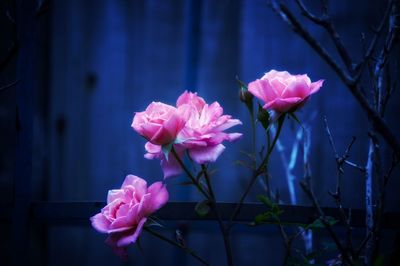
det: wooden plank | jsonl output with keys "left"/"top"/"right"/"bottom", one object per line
{"left": 28, "top": 201, "right": 400, "bottom": 229}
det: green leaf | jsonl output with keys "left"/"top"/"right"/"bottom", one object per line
{"left": 306, "top": 216, "right": 338, "bottom": 229}
{"left": 254, "top": 211, "right": 276, "bottom": 224}
{"left": 255, "top": 195, "right": 283, "bottom": 224}
{"left": 162, "top": 143, "right": 173, "bottom": 161}
{"left": 234, "top": 160, "right": 253, "bottom": 170}
{"left": 289, "top": 113, "right": 304, "bottom": 130}
{"left": 257, "top": 195, "right": 281, "bottom": 214}
{"left": 237, "top": 76, "right": 254, "bottom": 113}
{"left": 173, "top": 138, "right": 187, "bottom": 144}
{"left": 257, "top": 103, "right": 270, "bottom": 130}
{"left": 195, "top": 200, "right": 210, "bottom": 217}
{"left": 236, "top": 76, "right": 248, "bottom": 90}
{"left": 146, "top": 216, "right": 164, "bottom": 228}
{"left": 373, "top": 255, "right": 385, "bottom": 266}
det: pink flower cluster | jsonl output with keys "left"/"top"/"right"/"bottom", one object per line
{"left": 91, "top": 70, "right": 322, "bottom": 258}
{"left": 91, "top": 175, "right": 168, "bottom": 257}
{"left": 248, "top": 70, "right": 323, "bottom": 113}
{"left": 132, "top": 91, "right": 242, "bottom": 178}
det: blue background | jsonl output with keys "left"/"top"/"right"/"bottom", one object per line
{"left": 0, "top": 0, "right": 399, "bottom": 265}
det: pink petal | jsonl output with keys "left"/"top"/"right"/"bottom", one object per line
{"left": 147, "top": 182, "right": 169, "bottom": 212}
{"left": 145, "top": 142, "right": 161, "bottom": 154}
{"left": 213, "top": 118, "right": 242, "bottom": 131}
{"left": 144, "top": 142, "right": 161, "bottom": 159}
{"left": 116, "top": 218, "right": 147, "bottom": 247}
{"left": 137, "top": 193, "right": 153, "bottom": 217}
{"left": 121, "top": 175, "right": 148, "bottom": 199}
{"left": 162, "top": 112, "right": 185, "bottom": 139}
{"left": 176, "top": 91, "right": 206, "bottom": 111}
{"left": 161, "top": 155, "right": 183, "bottom": 179}
{"left": 263, "top": 97, "right": 303, "bottom": 113}
{"left": 295, "top": 74, "right": 312, "bottom": 86}
{"left": 189, "top": 144, "right": 225, "bottom": 164}
{"left": 282, "top": 79, "right": 310, "bottom": 99}
{"left": 269, "top": 77, "right": 287, "bottom": 95}
{"left": 90, "top": 213, "right": 111, "bottom": 233}
{"left": 109, "top": 203, "right": 140, "bottom": 233}
{"left": 310, "top": 79, "right": 324, "bottom": 94}
{"left": 140, "top": 122, "right": 162, "bottom": 140}
{"left": 107, "top": 189, "right": 125, "bottom": 204}
{"left": 131, "top": 111, "right": 147, "bottom": 130}
{"left": 145, "top": 101, "right": 175, "bottom": 114}
{"left": 226, "top": 133, "right": 242, "bottom": 141}
{"left": 248, "top": 79, "right": 278, "bottom": 103}
{"left": 262, "top": 69, "right": 291, "bottom": 80}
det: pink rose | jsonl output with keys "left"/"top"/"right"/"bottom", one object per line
{"left": 132, "top": 102, "right": 186, "bottom": 145}
{"left": 177, "top": 91, "right": 242, "bottom": 164}
{"left": 248, "top": 70, "right": 324, "bottom": 113}
{"left": 90, "top": 175, "right": 169, "bottom": 255}
{"left": 143, "top": 91, "right": 242, "bottom": 178}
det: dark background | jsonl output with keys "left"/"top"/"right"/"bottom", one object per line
{"left": 1, "top": 0, "right": 399, "bottom": 265}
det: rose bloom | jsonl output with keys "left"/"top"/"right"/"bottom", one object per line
{"left": 248, "top": 70, "right": 324, "bottom": 113}
{"left": 91, "top": 175, "right": 168, "bottom": 256}
{"left": 132, "top": 102, "right": 186, "bottom": 145}
{"left": 177, "top": 91, "right": 242, "bottom": 163}
{"left": 144, "top": 91, "right": 242, "bottom": 178}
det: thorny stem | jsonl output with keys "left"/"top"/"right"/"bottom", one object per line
{"left": 270, "top": 0, "right": 400, "bottom": 158}
{"left": 228, "top": 115, "right": 286, "bottom": 228}
{"left": 201, "top": 164, "right": 234, "bottom": 266}
{"left": 295, "top": 0, "right": 354, "bottom": 71}
{"left": 300, "top": 181, "right": 353, "bottom": 265}
{"left": 171, "top": 147, "right": 210, "bottom": 199}
{"left": 144, "top": 227, "right": 209, "bottom": 265}
{"left": 324, "top": 117, "right": 360, "bottom": 258}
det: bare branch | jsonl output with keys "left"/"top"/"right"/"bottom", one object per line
{"left": 300, "top": 181, "right": 352, "bottom": 264}
{"left": 269, "top": 1, "right": 354, "bottom": 85}
{"left": 270, "top": 0, "right": 400, "bottom": 157}
{"left": 0, "top": 79, "right": 19, "bottom": 92}
{"left": 295, "top": 0, "right": 354, "bottom": 71}
{"left": 323, "top": 116, "right": 339, "bottom": 160}
{"left": 295, "top": 0, "right": 326, "bottom": 25}
{"left": 344, "top": 160, "right": 366, "bottom": 172}
{"left": 355, "top": 1, "right": 393, "bottom": 79}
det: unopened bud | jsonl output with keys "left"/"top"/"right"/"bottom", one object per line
{"left": 239, "top": 89, "right": 253, "bottom": 104}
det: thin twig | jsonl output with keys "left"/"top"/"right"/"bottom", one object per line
{"left": 171, "top": 148, "right": 210, "bottom": 199}
{"left": 270, "top": 1, "right": 353, "bottom": 85}
{"left": 295, "top": 0, "right": 353, "bottom": 71}
{"left": 355, "top": 0, "right": 394, "bottom": 79}
{"left": 324, "top": 117, "right": 358, "bottom": 257}
{"left": 144, "top": 227, "right": 209, "bottom": 265}
{"left": 270, "top": 0, "right": 400, "bottom": 157}
{"left": 201, "top": 164, "right": 234, "bottom": 266}
{"left": 0, "top": 79, "right": 19, "bottom": 91}
{"left": 300, "top": 181, "right": 352, "bottom": 264}
{"left": 228, "top": 115, "right": 285, "bottom": 228}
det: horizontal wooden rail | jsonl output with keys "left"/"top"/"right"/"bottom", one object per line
{"left": 1, "top": 202, "right": 400, "bottom": 229}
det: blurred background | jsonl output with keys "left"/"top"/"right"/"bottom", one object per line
{"left": 1, "top": 0, "right": 399, "bottom": 265}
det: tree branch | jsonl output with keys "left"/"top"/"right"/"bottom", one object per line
{"left": 295, "top": 0, "right": 354, "bottom": 71}
{"left": 270, "top": 0, "right": 400, "bottom": 158}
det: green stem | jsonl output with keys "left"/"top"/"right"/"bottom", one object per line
{"left": 144, "top": 227, "right": 209, "bottom": 265}
{"left": 171, "top": 147, "right": 210, "bottom": 199}
{"left": 260, "top": 114, "right": 286, "bottom": 174}
{"left": 228, "top": 114, "right": 286, "bottom": 227}
{"left": 201, "top": 165, "right": 234, "bottom": 266}
{"left": 250, "top": 107, "right": 257, "bottom": 169}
